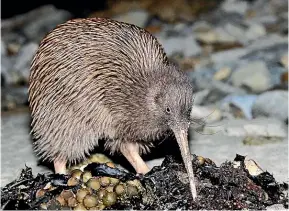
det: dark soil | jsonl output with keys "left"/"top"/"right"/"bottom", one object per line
{"left": 1, "top": 154, "right": 288, "bottom": 210}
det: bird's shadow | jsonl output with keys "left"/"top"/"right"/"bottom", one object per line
{"left": 34, "top": 134, "right": 184, "bottom": 174}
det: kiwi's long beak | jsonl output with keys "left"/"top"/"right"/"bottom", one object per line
{"left": 174, "top": 129, "right": 197, "bottom": 200}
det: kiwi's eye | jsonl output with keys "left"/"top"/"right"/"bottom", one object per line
{"left": 166, "top": 107, "right": 171, "bottom": 114}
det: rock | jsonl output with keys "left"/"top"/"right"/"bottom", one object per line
{"left": 194, "top": 29, "right": 218, "bottom": 44}
{"left": 203, "top": 117, "right": 287, "bottom": 138}
{"left": 13, "top": 43, "right": 39, "bottom": 82}
{"left": 157, "top": 34, "right": 201, "bottom": 57}
{"left": 244, "top": 159, "right": 264, "bottom": 176}
{"left": 23, "top": 8, "right": 72, "bottom": 41}
{"left": 190, "top": 70, "right": 246, "bottom": 104}
{"left": 1, "top": 33, "right": 26, "bottom": 47}
{"left": 280, "top": 54, "right": 288, "bottom": 70}
{"left": 191, "top": 105, "right": 222, "bottom": 124}
{"left": 192, "top": 89, "right": 210, "bottom": 105}
{"left": 252, "top": 90, "right": 288, "bottom": 122}
{"left": 247, "top": 34, "right": 287, "bottom": 50}
{"left": 1, "top": 56, "right": 18, "bottom": 85}
{"left": 224, "top": 22, "right": 266, "bottom": 44}
{"left": 1, "top": 40, "right": 6, "bottom": 55}
{"left": 1, "top": 86, "right": 28, "bottom": 110}
{"left": 221, "top": 0, "right": 248, "bottom": 15}
{"left": 7, "top": 43, "right": 21, "bottom": 55}
{"left": 113, "top": 10, "right": 150, "bottom": 28}
{"left": 2, "top": 5, "right": 72, "bottom": 41}
{"left": 195, "top": 26, "right": 238, "bottom": 44}
{"left": 245, "top": 22, "right": 266, "bottom": 41}
{"left": 213, "top": 67, "right": 232, "bottom": 81}
{"left": 211, "top": 48, "right": 249, "bottom": 65}
{"left": 249, "top": 15, "right": 278, "bottom": 26}
{"left": 231, "top": 61, "right": 272, "bottom": 93}
{"left": 221, "top": 94, "right": 257, "bottom": 119}
{"left": 224, "top": 23, "right": 245, "bottom": 40}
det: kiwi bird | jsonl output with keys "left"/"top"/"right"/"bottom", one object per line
{"left": 28, "top": 18, "right": 197, "bottom": 199}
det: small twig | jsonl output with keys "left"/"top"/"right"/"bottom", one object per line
{"left": 8, "top": 179, "right": 32, "bottom": 189}
{"left": 1, "top": 199, "right": 11, "bottom": 210}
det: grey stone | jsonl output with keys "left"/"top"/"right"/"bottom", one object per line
{"left": 191, "top": 105, "right": 222, "bottom": 124}
{"left": 221, "top": 0, "right": 248, "bottom": 15}
{"left": 23, "top": 8, "right": 72, "bottom": 41}
{"left": 220, "top": 94, "right": 258, "bottom": 119}
{"left": 252, "top": 91, "right": 288, "bottom": 122}
{"left": 1, "top": 56, "right": 18, "bottom": 85}
{"left": 223, "top": 23, "right": 246, "bottom": 42}
{"left": 195, "top": 26, "right": 238, "bottom": 44}
{"left": 1, "top": 40, "right": 6, "bottom": 55}
{"left": 1, "top": 86, "right": 28, "bottom": 109}
{"left": 250, "top": 15, "right": 278, "bottom": 26}
{"left": 244, "top": 23, "right": 266, "bottom": 41}
{"left": 202, "top": 117, "right": 287, "bottom": 138}
{"left": 211, "top": 48, "right": 249, "bottom": 65}
{"left": 241, "top": 43, "right": 288, "bottom": 66}
{"left": 2, "top": 5, "right": 71, "bottom": 41}
{"left": 1, "top": 33, "right": 26, "bottom": 48}
{"left": 248, "top": 34, "right": 287, "bottom": 50}
{"left": 224, "top": 22, "right": 266, "bottom": 44}
{"left": 190, "top": 71, "right": 246, "bottom": 103}
{"left": 157, "top": 34, "right": 201, "bottom": 57}
{"left": 113, "top": 10, "right": 150, "bottom": 28}
{"left": 192, "top": 89, "right": 210, "bottom": 105}
{"left": 231, "top": 61, "right": 272, "bottom": 93}
{"left": 13, "top": 43, "right": 38, "bottom": 82}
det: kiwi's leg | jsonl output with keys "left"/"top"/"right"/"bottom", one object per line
{"left": 120, "top": 143, "right": 149, "bottom": 174}
{"left": 54, "top": 159, "right": 67, "bottom": 174}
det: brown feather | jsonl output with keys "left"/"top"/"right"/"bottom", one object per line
{"left": 28, "top": 17, "right": 193, "bottom": 165}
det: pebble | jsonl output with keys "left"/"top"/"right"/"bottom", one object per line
{"left": 244, "top": 22, "right": 266, "bottom": 42}
{"left": 192, "top": 89, "right": 210, "bottom": 105}
{"left": 211, "top": 48, "right": 249, "bottom": 65}
{"left": 221, "top": 0, "right": 248, "bottom": 15}
{"left": 1, "top": 56, "right": 15, "bottom": 85}
{"left": 22, "top": 6, "right": 72, "bottom": 41}
{"left": 224, "top": 23, "right": 245, "bottom": 40}
{"left": 252, "top": 90, "right": 288, "bottom": 122}
{"left": 1, "top": 40, "right": 6, "bottom": 55}
{"left": 1, "top": 86, "right": 28, "bottom": 110}
{"left": 248, "top": 34, "right": 287, "bottom": 50}
{"left": 220, "top": 94, "right": 257, "bottom": 119}
{"left": 214, "top": 27, "right": 238, "bottom": 43}
{"left": 244, "top": 159, "right": 264, "bottom": 176}
{"left": 13, "top": 42, "right": 39, "bottom": 82}
{"left": 7, "top": 43, "right": 21, "bottom": 55}
{"left": 113, "top": 10, "right": 150, "bottom": 28}
{"left": 190, "top": 105, "right": 222, "bottom": 124}
{"left": 157, "top": 34, "right": 201, "bottom": 57}
{"left": 280, "top": 54, "right": 288, "bottom": 70}
{"left": 213, "top": 67, "right": 232, "bottom": 81}
{"left": 231, "top": 61, "right": 272, "bottom": 93}
{"left": 222, "top": 117, "right": 287, "bottom": 138}
{"left": 2, "top": 5, "right": 72, "bottom": 42}
{"left": 195, "top": 29, "right": 218, "bottom": 44}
